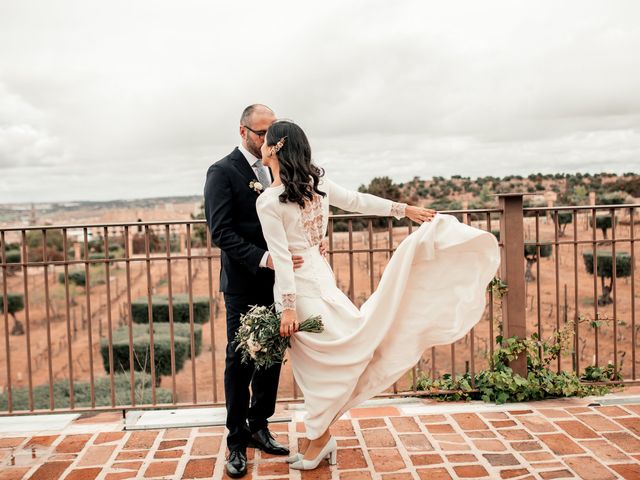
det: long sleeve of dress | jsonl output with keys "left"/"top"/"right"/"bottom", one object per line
{"left": 256, "top": 195, "right": 297, "bottom": 311}
{"left": 325, "top": 178, "right": 407, "bottom": 219}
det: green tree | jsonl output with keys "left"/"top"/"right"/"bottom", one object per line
{"left": 524, "top": 243, "right": 552, "bottom": 282}
{"left": 557, "top": 212, "right": 573, "bottom": 237}
{"left": 582, "top": 251, "right": 632, "bottom": 305}
{"left": 590, "top": 215, "right": 613, "bottom": 239}
{"left": 358, "top": 176, "right": 401, "bottom": 202}
{"left": 358, "top": 177, "right": 402, "bottom": 228}
{"left": 25, "top": 229, "right": 65, "bottom": 262}
{"left": 0, "top": 294, "right": 25, "bottom": 335}
{"left": 598, "top": 192, "right": 629, "bottom": 205}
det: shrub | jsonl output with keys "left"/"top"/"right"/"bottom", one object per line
{"left": 4, "top": 250, "right": 21, "bottom": 263}
{"left": 3, "top": 250, "right": 21, "bottom": 275}
{"left": 524, "top": 243, "right": 552, "bottom": 282}
{"left": 101, "top": 323, "right": 202, "bottom": 385}
{"left": 58, "top": 270, "right": 87, "bottom": 286}
{"left": 590, "top": 215, "right": 613, "bottom": 239}
{"left": 582, "top": 251, "right": 632, "bottom": 305}
{"left": 0, "top": 373, "right": 174, "bottom": 411}
{"left": 557, "top": 212, "right": 573, "bottom": 236}
{"left": 598, "top": 192, "right": 629, "bottom": 205}
{"left": 0, "top": 293, "right": 25, "bottom": 335}
{"left": 416, "top": 325, "right": 614, "bottom": 403}
{"left": 131, "top": 294, "right": 210, "bottom": 324}
{"left": 89, "top": 252, "right": 116, "bottom": 260}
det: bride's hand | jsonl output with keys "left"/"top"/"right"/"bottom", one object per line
{"left": 280, "top": 309, "right": 299, "bottom": 337}
{"left": 405, "top": 206, "right": 436, "bottom": 225}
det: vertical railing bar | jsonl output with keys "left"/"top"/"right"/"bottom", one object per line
{"left": 630, "top": 207, "right": 636, "bottom": 380}
{"left": 348, "top": 221, "right": 354, "bottom": 301}
{"left": 535, "top": 214, "right": 542, "bottom": 359}
{"left": 42, "top": 230, "right": 54, "bottom": 410}
{"left": 431, "top": 347, "right": 436, "bottom": 380}
{"left": 144, "top": 225, "right": 157, "bottom": 403}
{"left": 388, "top": 217, "right": 398, "bottom": 394}
{"left": 573, "top": 209, "right": 580, "bottom": 376}
{"left": 83, "top": 229, "right": 95, "bottom": 408}
{"left": 611, "top": 208, "right": 618, "bottom": 376}
{"left": 20, "top": 230, "right": 34, "bottom": 410}
{"left": 1, "top": 231, "right": 14, "bottom": 412}
{"left": 61, "top": 228, "right": 73, "bottom": 409}
{"left": 165, "top": 225, "right": 177, "bottom": 405}
{"left": 554, "top": 210, "right": 561, "bottom": 373}
{"left": 464, "top": 213, "right": 475, "bottom": 387}
{"left": 328, "top": 218, "right": 334, "bottom": 270}
{"left": 592, "top": 208, "right": 599, "bottom": 367}
{"left": 205, "top": 227, "right": 218, "bottom": 403}
{"left": 123, "top": 226, "right": 135, "bottom": 407}
{"left": 487, "top": 212, "right": 494, "bottom": 366}
{"left": 103, "top": 227, "right": 115, "bottom": 407}
{"left": 186, "top": 224, "right": 197, "bottom": 404}
{"left": 368, "top": 220, "right": 374, "bottom": 295}
{"left": 450, "top": 343, "right": 456, "bottom": 385}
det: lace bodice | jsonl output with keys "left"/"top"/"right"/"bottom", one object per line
{"left": 256, "top": 177, "right": 407, "bottom": 311}
{"left": 300, "top": 194, "right": 325, "bottom": 247}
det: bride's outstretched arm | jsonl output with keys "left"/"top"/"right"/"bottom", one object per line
{"left": 325, "top": 178, "right": 436, "bottom": 224}
{"left": 256, "top": 197, "right": 299, "bottom": 337}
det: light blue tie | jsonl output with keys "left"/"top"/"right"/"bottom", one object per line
{"left": 253, "top": 159, "right": 271, "bottom": 187}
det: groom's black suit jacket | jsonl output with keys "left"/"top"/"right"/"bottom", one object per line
{"left": 204, "top": 147, "right": 275, "bottom": 295}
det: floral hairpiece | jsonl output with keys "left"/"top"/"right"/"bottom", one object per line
{"left": 272, "top": 136, "right": 287, "bottom": 154}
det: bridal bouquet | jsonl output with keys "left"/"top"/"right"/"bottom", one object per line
{"left": 235, "top": 304, "right": 324, "bottom": 369}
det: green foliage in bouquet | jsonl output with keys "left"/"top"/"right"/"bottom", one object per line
{"left": 235, "top": 304, "right": 324, "bottom": 370}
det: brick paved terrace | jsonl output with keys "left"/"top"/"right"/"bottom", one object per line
{"left": 2, "top": 389, "right": 640, "bottom": 480}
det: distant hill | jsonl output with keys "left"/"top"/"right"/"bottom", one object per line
{"left": 0, "top": 195, "right": 202, "bottom": 226}
{"left": 358, "top": 172, "right": 639, "bottom": 211}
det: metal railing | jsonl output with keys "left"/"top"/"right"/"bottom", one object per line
{"left": 0, "top": 196, "right": 638, "bottom": 415}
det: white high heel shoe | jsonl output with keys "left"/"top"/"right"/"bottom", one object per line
{"left": 290, "top": 437, "right": 337, "bottom": 470}
{"left": 286, "top": 453, "right": 302, "bottom": 463}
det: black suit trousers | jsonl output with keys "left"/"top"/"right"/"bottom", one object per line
{"left": 224, "top": 291, "right": 281, "bottom": 451}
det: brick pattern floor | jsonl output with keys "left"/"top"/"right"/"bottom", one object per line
{"left": 1, "top": 402, "right": 640, "bottom": 479}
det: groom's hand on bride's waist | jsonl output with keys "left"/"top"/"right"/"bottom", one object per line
{"left": 266, "top": 254, "right": 304, "bottom": 270}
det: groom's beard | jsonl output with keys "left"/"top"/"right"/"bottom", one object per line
{"left": 246, "top": 136, "right": 262, "bottom": 159}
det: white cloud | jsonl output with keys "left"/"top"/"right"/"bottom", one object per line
{"left": 0, "top": 0, "right": 638, "bottom": 202}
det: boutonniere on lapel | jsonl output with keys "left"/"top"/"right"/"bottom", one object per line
{"left": 249, "top": 179, "right": 264, "bottom": 194}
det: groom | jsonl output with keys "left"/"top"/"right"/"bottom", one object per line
{"left": 204, "top": 105, "right": 300, "bottom": 478}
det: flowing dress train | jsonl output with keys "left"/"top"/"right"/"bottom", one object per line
{"left": 256, "top": 177, "right": 500, "bottom": 439}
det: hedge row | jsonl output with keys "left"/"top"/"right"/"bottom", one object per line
{"left": 583, "top": 251, "right": 632, "bottom": 278}
{"left": 58, "top": 271, "right": 87, "bottom": 286}
{"left": 131, "top": 295, "right": 210, "bottom": 324}
{"left": 0, "top": 294, "right": 24, "bottom": 315}
{"left": 0, "top": 373, "right": 173, "bottom": 411}
{"left": 100, "top": 323, "right": 202, "bottom": 379}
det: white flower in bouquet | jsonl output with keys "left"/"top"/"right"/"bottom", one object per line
{"left": 247, "top": 334, "right": 262, "bottom": 358}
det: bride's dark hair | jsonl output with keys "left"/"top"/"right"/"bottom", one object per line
{"left": 266, "top": 120, "right": 325, "bottom": 207}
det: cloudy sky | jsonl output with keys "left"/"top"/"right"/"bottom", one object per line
{"left": 0, "top": 0, "right": 638, "bottom": 203}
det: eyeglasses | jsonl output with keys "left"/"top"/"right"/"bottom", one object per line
{"left": 243, "top": 125, "right": 267, "bottom": 137}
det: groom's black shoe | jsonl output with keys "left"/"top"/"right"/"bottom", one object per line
{"left": 226, "top": 449, "right": 248, "bottom": 478}
{"left": 249, "top": 428, "right": 290, "bottom": 455}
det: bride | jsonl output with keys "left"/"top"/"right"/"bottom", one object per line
{"left": 256, "top": 120, "right": 500, "bottom": 470}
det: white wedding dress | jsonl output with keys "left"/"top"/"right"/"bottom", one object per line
{"left": 256, "top": 177, "right": 500, "bottom": 440}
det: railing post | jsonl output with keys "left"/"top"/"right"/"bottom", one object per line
{"left": 498, "top": 193, "right": 527, "bottom": 377}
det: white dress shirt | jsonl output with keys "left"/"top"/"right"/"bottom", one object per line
{"left": 238, "top": 144, "right": 271, "bottom": 269}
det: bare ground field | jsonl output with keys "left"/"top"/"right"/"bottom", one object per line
{"left": 1, "top": 210, "right": 639, "bottom": 407}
